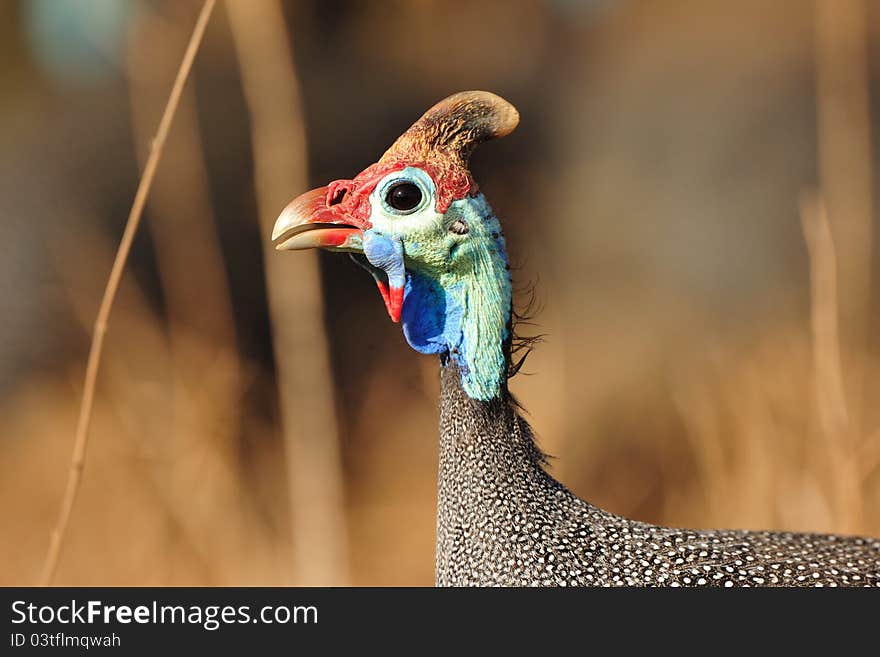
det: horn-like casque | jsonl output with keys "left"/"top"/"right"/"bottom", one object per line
{"left": 380, "top": 91, "right": 520, "bottom": 167}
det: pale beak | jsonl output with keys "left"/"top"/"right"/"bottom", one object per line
{"left": 271, "top": 185, "right": 404, "bottom": 322}
{"left": 272, "top": 186, "right": 364, "bottom": 252}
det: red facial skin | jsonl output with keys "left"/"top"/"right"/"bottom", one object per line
{"left": 317, "top": 158, "right": 476, "bottom": 324}
{"left": 276, "top": 152, "right": 479, "bottom": 323}
{"left": 374, "top": 279, "right": 403, "bottom": 323}
{"left": 321, "top": 158, "right": 478, "bottom": 225}
{"left": 276, "top": 91, "right": 518, "bottom": 326}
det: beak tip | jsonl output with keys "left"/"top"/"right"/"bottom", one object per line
{"left": 271, "top": 219, "right": 288, "bottom": 243}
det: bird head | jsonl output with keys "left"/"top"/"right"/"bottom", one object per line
{"left": 272, "top": 91, "right": 520, "bottom": 400}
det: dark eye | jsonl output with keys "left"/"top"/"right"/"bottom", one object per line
{"left": 385, "top": 181, "right": 422, "bottom": 212}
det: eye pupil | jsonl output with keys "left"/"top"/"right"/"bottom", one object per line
{"left": 386, "top": 182, "right": 422, "bottom": 212}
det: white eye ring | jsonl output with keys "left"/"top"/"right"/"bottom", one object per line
{"left": 376, "top": 167, "right": 434, "bottom": 216}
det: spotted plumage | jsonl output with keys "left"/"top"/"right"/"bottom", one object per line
{"left": 437, "top": 363, "right": 879, "bottom": 587}
{"left": 273, "top": 90, "right": 880, "bottom": 587}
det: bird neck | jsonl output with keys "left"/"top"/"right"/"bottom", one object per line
{"left": 401, "top": 194, "right": 512, "bottom": 401}
{"left": 436, "top": 361, "right": 548, "bottom": 583}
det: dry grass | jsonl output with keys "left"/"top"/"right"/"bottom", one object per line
{"left": 2, "top": 0, "right": 877, "bottom": 587}
{"left": 227, "top": 0, "right": 349, "bottom": 586}
{"left": 5, "top": 228, "right": 287, "bottom": 585}
{"left": 37, "top": 0, "right": 217, "bottom": 585}
{"left": 4, "top": 216, "right": 876, "bottom": 585}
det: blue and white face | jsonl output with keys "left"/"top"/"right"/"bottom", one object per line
{"left": 364, "top": 167, "right": 498, "bottom": 277}
{"left": 369, "top": 167, "right": 438, "bottom": 231}
{"left": 272, "top": 161, "right": 496, "bottom": 323}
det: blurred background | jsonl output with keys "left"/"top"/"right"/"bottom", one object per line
{"left": 1, "top": 0, "right": 879, "bottom": 585}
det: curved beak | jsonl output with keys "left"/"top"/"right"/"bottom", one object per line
{"left": 272, "top": 186, "right": 364, "bottom": 252}
{"left": 272, "top": 185, "right": 404, "bottom": 323}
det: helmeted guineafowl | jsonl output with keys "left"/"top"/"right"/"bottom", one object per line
{"left": 272, "top": 91, "right": 880, "bottom": 587}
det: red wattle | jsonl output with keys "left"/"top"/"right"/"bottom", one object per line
{"left": 375, "top": 281, "right": 403, "bottom": 323}
{"left": 387, "top": 285, "right": 404, "bottom": 323}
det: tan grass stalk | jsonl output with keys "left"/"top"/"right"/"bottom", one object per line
{"left": 127, "top": 7, "right": 248, "bottom": 582}
{"left": 128, "top": 7, "right": 240, "bottom": 381}
{"left": 810, "top": 0, "right": 873, "bottom": 534}
{"left": 39, "top": 0, "right": 217, "bottom": 586}
{"left": 800, "top": 192, "right": 863, "bottom": 533}
{"left": 814, "top": 0, "right": 873, "bottom": 421}
{"left": 227, "top": 0, "right": 350, "bottom": 584}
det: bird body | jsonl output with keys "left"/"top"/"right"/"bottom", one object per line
{"left": 438, "top": 363, "right": 879, "bottom": 586}
{"left": 273, "top": 91, "right": 880, "bottom": 587}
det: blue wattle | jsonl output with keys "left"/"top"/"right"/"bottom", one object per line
{"left": 364, "top": 194, "right": 511, "bottom": 400}
{"left": 401, "top": 270, "right": 468, "bottom": 373}
{"left": 363, "top": 230, "right": 405, "bottom": 291}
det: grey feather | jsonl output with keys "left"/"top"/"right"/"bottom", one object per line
{"left": 436, "top": 363, "right": 880, "bottom": 587}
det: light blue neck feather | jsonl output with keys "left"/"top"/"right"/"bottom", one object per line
{"left": 400, "top": 195, "right": 512, "bottom": 401}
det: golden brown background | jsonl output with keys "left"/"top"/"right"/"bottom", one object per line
{"left": 1, "top": 0, "right": 878, "bottom": 585}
